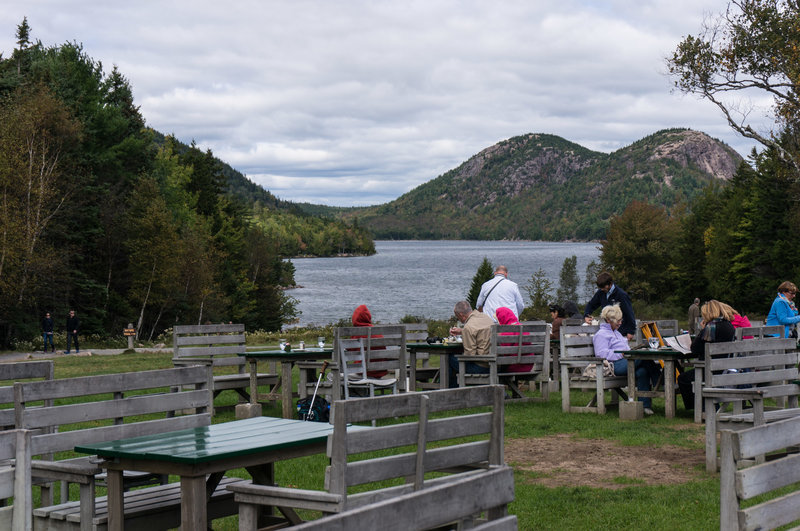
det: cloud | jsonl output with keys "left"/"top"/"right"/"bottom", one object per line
{"left": 1, "top": 0, "right": 771, "bottom": 206}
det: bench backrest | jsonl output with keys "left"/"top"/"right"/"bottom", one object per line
{"left": 326, "top": 385, "right": 504, "bottom": 509}
{"left": 293, "top": 466, "right": 516, "bottom": 531}
{"left": 0, "top": 360, "right": 54, "bottom": 428}
{"left": 704, "top": 338, "right": 798, "bottom": 393}
{"left": 720, "top": 415, "right": 800, "bottom": 530}
{"left": 403, "top": 323, "right": 428, "bottom": 343}
{"left": 559, "top": 324, "right": 599, "bottom": 361}
{"left": 0, "top": 429, "right": 32, "bottom": 531}
{"left": 490, "top": 322, "right": 550, "bottom": 376}
{"left": 734, "top": 325, "right": 785, "bottom": 340}
{"left": 14, "top": 365, "right": 212, "bottom": 457}
{"left": 173, "top": 323, "right": 247, "bottom": 371}
{"left": 335, "top": 325, "right": 407, "bottom": 390}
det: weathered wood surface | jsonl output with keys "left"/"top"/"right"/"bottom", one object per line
{"left": 173, "top": 323, "right": 277, "bottom": 407}
{"left": 702, "top": 337, "right": 799, "bottom": 471}
{"left": 228, "top": 385, "right": 507, "bottom": 530}
{"left": 289, "top": 466, "right": 517, "bottom": 531}
{"left": 735, "top": 325, "right": 785, "bottom": 340}
{"left": 0, "top": 360, "right": 54, "bottom": 428}
{"left": 457, "top": 322, "right": 551, "bottom": 401}
{"left": 14, "top": 365, "right": 215, "bottom": 531}
{"left": 0, "top": 429, "right": 33, "bottom": 531}
{"left": 720, "top": 415, "right": 800, "bottom": 530}
{"left": 559, "top": 324, "right": 628, "bottom": 414}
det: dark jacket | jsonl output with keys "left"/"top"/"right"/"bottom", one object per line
{"left": 690, "top": 318, "right": 735, "bottom": 358}
{"left": 66, "top": 315, "right": 80, "bottom": 334}
{"left": 42, "top": 317, "right": 54, "bottom": 333}
{"left": 583, "top": 285, "right": 636, "bottom": 337}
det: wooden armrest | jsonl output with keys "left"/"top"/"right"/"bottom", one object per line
{"left": 31, "top": 456, "right": 102, "bottom": 484}
{"left": 701, "top": 388, "right": 766, "bottom": 400}
{"left": 227, "top": 481, "right": 342, "bottom": 511}
{"left": 559, "top": 358, "right": 599, "bottom": 367}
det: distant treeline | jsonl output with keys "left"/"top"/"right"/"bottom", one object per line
{"left": 0, "top": 19, "right": 373, "bottom": 347}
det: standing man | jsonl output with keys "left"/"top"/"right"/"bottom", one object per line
{"left": 448, "top": 300, "right": 494, "bottom": 387}
{"left": 583, "top": 272, "right": 636, "bottom": 340}
{"left": 687, "top": 298, "right": 701, "bottom": 335}
{"left": 41, "top": 312, "right": 55, "bottom": 352}
{"left": 476, "top": 265, "right": 524, "bottom": 322}
{"left": 65, "top": 309, "right": 80, "bottom": 354}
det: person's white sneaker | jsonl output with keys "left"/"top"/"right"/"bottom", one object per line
{"left": 643, "top": 407, "right": 655, "bottom": 416}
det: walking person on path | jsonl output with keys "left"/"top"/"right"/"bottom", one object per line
{"left": 41, "top": 312, "right": 55, "bottom": 352}
{"left": 65, "top": 309, "right": 80, "bottom": 354}
{"left": 476, "top": 265, "right": 524, "bottom": 322}
{"left": 687, "top": 298, "right": 700, "bottom": 335}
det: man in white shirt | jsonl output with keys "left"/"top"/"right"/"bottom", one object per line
{"left": 476, "top": 265, "right": 524, "bottom": 322}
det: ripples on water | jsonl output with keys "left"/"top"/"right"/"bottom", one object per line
{"left": 288, "top": 240, "right": 601, "bottom": 327}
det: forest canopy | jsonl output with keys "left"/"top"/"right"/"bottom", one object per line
{"left": 0, "top": 19, "right": 373, "bottom": 347}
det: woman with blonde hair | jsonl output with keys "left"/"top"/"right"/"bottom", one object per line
{"left": 677, "top": 299, "right": 736, "bottom": 410}
{"left": 592, "top": 304, "right": 661, "bottom": 415}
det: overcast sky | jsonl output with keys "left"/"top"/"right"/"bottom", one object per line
{"left": 1, "top": 1, "right": 774, "bottom": 206}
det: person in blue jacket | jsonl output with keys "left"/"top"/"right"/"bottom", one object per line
{"left": 583, "top": 271, "right": 636, "bottom": 339}
{"left": 766, "top": 281, "right": 800, "bottom": 338}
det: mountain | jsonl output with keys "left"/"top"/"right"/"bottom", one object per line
{"left": 332, "top": 129, "right": 743, "bottom": 240}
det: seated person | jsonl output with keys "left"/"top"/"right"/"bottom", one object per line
{"left": 549, "top": 303, "right": 566, "bottom": 340}
{"left": 496, "top": 306, "right": 533, "bottom": 373}
{"left": 677, "top": 299, "right": 736, "bottom": 410}
{"left": 351, "top": 304, "right": 387, "bottom": 378}
{"left": 593, "top": 304, "right": 661, "bottom": 415}
{"left": 448, "top": 300, "right": 493, "bottom": 387}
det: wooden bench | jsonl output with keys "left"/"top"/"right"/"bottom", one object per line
{"left": 13, "top": 364, "right": 238, "bottom": 530}
{"left": 719, "top": 415, "right": 800, "bottom": 530}
{"left": 289, "top": 466, "right": 517, "bottom": 531}
{"left": 559, "top": 324, "right": 628, "bottom": 414}
{"left": 457, "top": 322, "right": 551, "bottom": 401}
{"left": 228, "top": 385, "right": 507, "bottom": 529}
{"left": 702, "top": 337, "right": 799, "bottom": 471}
{"left": 172, "top": 323, "right": 278, "bottom": 411}
{"left": 734, "top": 324, "right": 784, "bottom": 340}
{"left": 0, "top": 429, "right": 33, "bottom": 531}
{"left": 0, "top": 360, "right": 54, "bottom": 429}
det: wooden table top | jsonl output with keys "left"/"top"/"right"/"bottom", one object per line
{"left": 240, "top": 348, "right": 333, "bottom": 360}
{"left": 74, "top": 417, "right": 338, "bottom": 465}
{"left": 407, "top": 342, "right": 464, "bottom": 351}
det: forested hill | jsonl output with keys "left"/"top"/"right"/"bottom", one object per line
{"left": 150, "top": 130, "right": 375, "bottom": 257}
{"left": 332, "top": 129, "right": 743, "bottom": 240}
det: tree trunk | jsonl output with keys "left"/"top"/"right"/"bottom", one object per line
{"left": 135, "top": 261, "right": 156, "bottom": 341}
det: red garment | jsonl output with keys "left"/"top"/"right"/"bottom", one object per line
{"left": 496, "top": 307, "right": 533, "bottom": 373}
{"left": 351, "top": 305, "right": 388, "bottom": 378}
{"left": 731, "top": 314, "right": 753, "bottom": 339}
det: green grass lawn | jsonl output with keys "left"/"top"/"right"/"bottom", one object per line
{"left": 26, "top": 352, "right": 719, "bottom": 530}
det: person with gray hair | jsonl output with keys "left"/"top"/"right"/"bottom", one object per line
{"left": 448, "top": 300, "right": 494, "bottom": 387}
{"left": 476, "top": 265, "right": 524, "bottom": 322}
{"left": 592, "top": 304, "right": 661, "bottom": 415}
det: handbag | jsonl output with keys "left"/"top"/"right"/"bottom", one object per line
{"left": 582, "top": 359, "right": 615, "bottom": 379}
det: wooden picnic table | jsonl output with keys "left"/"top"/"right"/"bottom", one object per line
{"left": 75, "top": 416, "right": 340, "bottom": 531}
{"left": 619, "top": 348, "right": 687, "bottom": 418}
{"left": 241, "top": 349, "right": 333, "bottom": 418}
{"left": 407, "top": 342, "right": 463, "bottom": 390}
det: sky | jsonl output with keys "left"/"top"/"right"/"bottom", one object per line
{"left": 1, "top": 1, "right": 775, "bottom": 206}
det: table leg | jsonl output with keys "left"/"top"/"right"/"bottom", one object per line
{"left": 249, "top": 359, "right": 258, "bottom": 406}
{"left": 107, "top": 469, "right": 124, "bottom": 531}
{"left": 440, "top": 353, "right": 450, "bottom": 389}
{"left": 626, "top": 359, "right": 636, "bottom": 403}
{"left": 664, "top": 360, "right": 676, "bottom": 418}
{"left": 181, "top": 474, "right": 207, "bottom": 530}
{"left": 281, "top": 361, "right": 293, "bottom": 419}
{"left": 409, "top": 351, "right": 418, "bottom": 392}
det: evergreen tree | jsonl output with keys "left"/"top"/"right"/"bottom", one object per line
{"left": 556, "top": 255, "right": 579, "bottom": 303}
{"left": 467, "top": 257, "right": 493, "bottom": 309}
{"left": 522, "top": 268, "right": 553, "bottom": 320}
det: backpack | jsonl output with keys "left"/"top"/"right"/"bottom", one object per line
{"left": 296, "top": 395, "right": 330, "bottom": 422}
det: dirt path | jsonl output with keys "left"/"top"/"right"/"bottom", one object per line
{"left": 506, "top": 433, "right": 705, "bottom": 488}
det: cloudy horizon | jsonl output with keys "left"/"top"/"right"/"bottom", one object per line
{"left": 2, "top": 1, "right": 773, "bottom": 206}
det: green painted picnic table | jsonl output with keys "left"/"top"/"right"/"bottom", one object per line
{"left": 75, "top": 416, "right": 338, "bottom": 530}
{"left": 241, "top": 348, "right": 333, "bottom": 418}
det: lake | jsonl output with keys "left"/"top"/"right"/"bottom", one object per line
{"left": 287, "top": 240, "right": 601, "bottom": 327}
